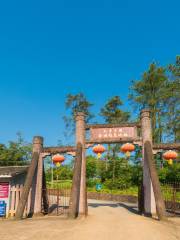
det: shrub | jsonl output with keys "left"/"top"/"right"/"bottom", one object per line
{"left": 104, "top": 178, "right": 131, "bottom": 190}
{"left": 87, "top": 178, "right": 101, "bottom": 188}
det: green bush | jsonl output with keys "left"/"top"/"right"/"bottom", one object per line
{"left": 158, "top": 163, "right": 180, "bottom": 183}
{"left": 130, "top": 165, "right": 142, "bottom": 185}
{"left": 104, "top": 178, "right": 131, "bottom": 190}
{"left": 87, "top": 178, "right": 101, "bottom": 188}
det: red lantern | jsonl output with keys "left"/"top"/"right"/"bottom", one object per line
{"left": 121, "top": 143, "right": 135, "bottom": 157}
{"left": 163, "top": 150, "right": 177, "bottom": 165}
{"left": 52, "top": 154, "right": 65, "bottom": 167}
{"left": 93, "top": 144, "right": 105, "bottom": 159}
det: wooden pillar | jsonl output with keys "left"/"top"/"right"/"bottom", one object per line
{"left": 69, "top": 142, "right": 82, "bottom": 218}
{"left": 15, "top": 151, "right": 39, "bottom": 219}
{"left": 75, "top": 112, "right": 87, "bottom": 216}
{"left": 144, "top": 141, "right": 167, "bottom": 220}
{"left": 140, "top": 109, "right": 156, "bottom": 216}
{"left": 32, "top": 136, "right": 44, "bottom": 215}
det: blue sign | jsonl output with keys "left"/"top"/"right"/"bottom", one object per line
{"left": 0, "top": 201, "right": 6, "bottom": 217}
{"left": 96, "top": 184, "right": 102, "bottom": 191}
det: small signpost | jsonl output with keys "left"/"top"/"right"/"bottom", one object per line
{"left": 96, "top": 184, "right": 102, "bottom": 191}
{"left": 0, "top": 182, "right": 9, "bottom": 217}
{"left": 0, "top": 201, "right": 6, "bottom": 217}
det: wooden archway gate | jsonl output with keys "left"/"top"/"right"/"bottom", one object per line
{"left": 15, "top": 109, "right": 180, "bottom": 220}
{"left": 74, "top": 109, "right": 179, "bottom": 221}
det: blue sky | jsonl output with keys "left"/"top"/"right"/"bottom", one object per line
{"left": 0, "top": 0, "right": 179, "bottom": 147}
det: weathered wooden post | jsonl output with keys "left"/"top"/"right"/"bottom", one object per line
{"left": 15, "top": 136, "right": 42, "bottom": 219}
{"left": 75, "top": 112, "right": 87, "bottom": 216}
{"left": 32, "top": 136, "right": 44, "bottom": 215}
{"left": 69, "top": 142, "right": 82, "bottom": 218}
{"left": 144, "top": 141, "right": 167, "bottom": 220}
{"left": 140, "top": 109, "right": 156, "bottom": 216}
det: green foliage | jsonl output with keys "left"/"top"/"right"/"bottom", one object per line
{"left": 129, "top": 60, "right": 180, "bottom": 143}
{"left": 100, "top": 96, "right": 130, "bottom": 124}
{"left": 47, "top": 180, "right": 72, "bottom": 189}
{"left": 0, "top": 133, "right": 32, "bottom": 166}
{"left": 130, "top": 165, "right": 142, "bottom": 185}
{"left": 87, "top": 178, "right": 101, "bottom": 188}
{"left": 104, "top": 178, "right": 131, "bottom": 190}
{"left": 168, "top": 55, "right": 180, "bottom": 77}
{"left": 129, "top": 63, "right": 168, "bottom": 143}
{"left": 166, "top": 56, "right": 180, "bottom": 142}
{"left": 100, "top": 96, "right": 131, "bottom": 183}
{"left": 86, "top": 153, "right": 143, "bottom": 191}
{"left": 63, "top": 93, "right": 94, "bottom": 139}
{"left": 86, "top": 155, "right": 97, "bottom": 179}
{"left": 87, "top": 186, "right": 138, "bottom": 196}
{"left": 46, "top": 165, "right": 73, "bottom": 181}
{"left": 54, "top": 165, "right": 73, "bottom": 180}
{"left": 132, "top": 145, "right": 142, "bottom": 166}
{"left": 159, "top": 163, "right": 180, "bottom": 182}
{"left": 65, "top": 93, "right": 94, "bottom": 120}
{"left": 158, "top": 167, "right": 169, "bottom": 182}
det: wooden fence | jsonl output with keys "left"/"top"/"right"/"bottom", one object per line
{"left": 161, "top": 182, "right": 180, "bottom": 215}
{"left": 8, "top": 184, "right": 32, "bottom": 217}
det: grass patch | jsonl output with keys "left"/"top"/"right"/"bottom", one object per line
{"left": 47, "top": 180, "right": 72, "bottom": 189}
{"left": 46, "top": 181, "right": 180, "bottom": 202}
{"left": 87, "top": 186, "right": 138, "bottom": 196}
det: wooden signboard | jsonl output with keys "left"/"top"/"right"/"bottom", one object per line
{"left": 0, "top": 183, "right": 9, "bottom": 198}
{"left": 90, "top": 126, "right": 137, "bottom": 143}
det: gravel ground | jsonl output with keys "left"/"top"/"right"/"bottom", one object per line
{"left": 0, "top": 200, "right": 180, "bottom": 240}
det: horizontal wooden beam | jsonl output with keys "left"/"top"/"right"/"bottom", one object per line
{"left": 86, "top": 137, "right": 141, "bottom": 144}
{"left": 43, "top": 146, "right": 76, "bottom": 154}
{"left": 42, "top": 142, "right": 180, "bottom": 154}
{"left": 86, "top": 122, "right": 141, "bottom": 130}
{"left": 153, "top": 143, "right": 180, "bottom": 151}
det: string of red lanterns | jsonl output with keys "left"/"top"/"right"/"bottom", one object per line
{"left": 92, "top": 143, "right": 178, "bottom": 165}
{"left": 92, "top": 143, "right": 136, "bottom": 159}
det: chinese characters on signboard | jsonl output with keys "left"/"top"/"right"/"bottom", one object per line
{"left": 90, "top": 127, "right": 137, "bottom": 142}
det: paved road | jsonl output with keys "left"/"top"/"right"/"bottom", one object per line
{"left": 0, "top": 200, "right": 180, "bottom": 240}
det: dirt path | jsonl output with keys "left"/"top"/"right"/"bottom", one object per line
{"left": 0, "top": 200, "right": 180, "bottom": 240}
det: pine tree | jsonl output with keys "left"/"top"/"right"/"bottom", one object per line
{"left": 100, "top": 96, "right": 130, "bottom": 123}
{"left": 166, "top": 56, "right": 180, "bottom": 142}
{"left": 100, "top": 96, "right": 130, "bottom": 182}
{"left": 63, "top": 93, "right": 94, "bottom": 139}
{"left": 129, "top": 63, "right": 168, "bottom": 143}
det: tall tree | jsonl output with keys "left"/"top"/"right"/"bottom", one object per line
{"left": 0, "top": 133, "right": 32, "bottom": 166}
{"left": 166, "top": 56, "right": 180, "bottom": 142}
{"left": 100, "top": 96, "right": 130, "bottom": 123}
{"left": 63, "top": 93, "right": 94, "bottom": 138}
{"left": 100, "top": 96, "right": 130, "bottom": 182}
{"left": 129, "top": 63, "right": 168, "bottom": 143}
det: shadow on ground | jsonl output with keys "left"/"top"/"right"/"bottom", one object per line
{"left": 88, "top": 202, "right": 140, "bottom": 215}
